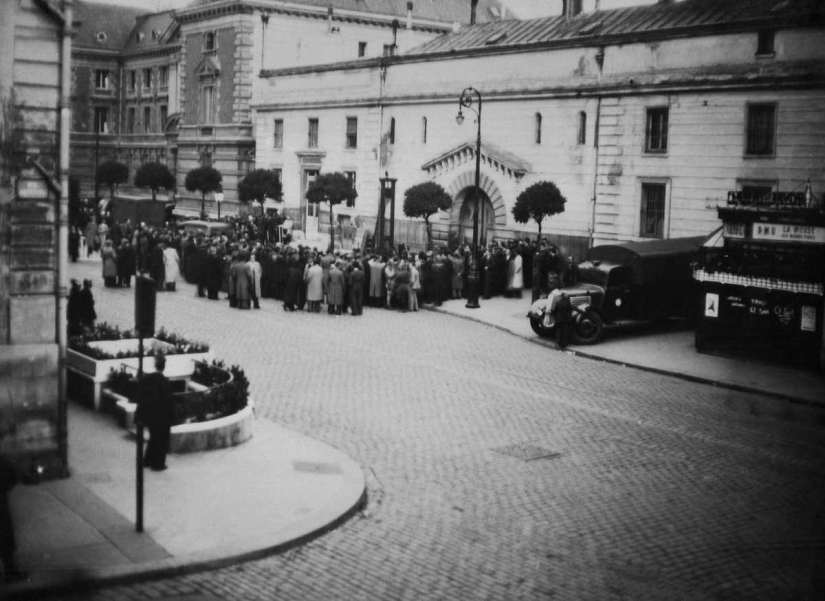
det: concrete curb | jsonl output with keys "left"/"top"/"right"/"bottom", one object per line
{"left": 424, "top": 305, "right": 825, "bottom": 424}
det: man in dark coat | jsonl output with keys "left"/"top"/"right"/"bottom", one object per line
{"left": 117, "top": 239, "right": 136, "bottom": 287}
{"left": 205, "top": 246, "right": 223, "bottom": 300}
{"left": 553, "top": 291, "right": 577, "bottom": 349}
{"left": 78, "top": 279, "right": 97, "bottom": 328}
{"left": 136, "top": 354, "right": 175, "bottom": 471}
{"left": 349, "top": 261, "right": 364, "bottom": 315}
{"left": 149, "top": 241, "right": 165, "bottom": 291}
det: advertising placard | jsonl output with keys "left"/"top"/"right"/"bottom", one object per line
{"left": 752, "top": 223, "right": 825, "bottom": 244}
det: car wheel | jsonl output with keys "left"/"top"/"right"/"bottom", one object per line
{"left": 573, "top": 310, "right": 604, "bottom": 344}
{"left": 529, "top": 316, "right": 555, "bottom": 338}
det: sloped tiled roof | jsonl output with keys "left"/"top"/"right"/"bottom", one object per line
{"left": 73, "top": 0, "right": 147, "bottom": 51}
{"left": 186, "top": 0, "right": 506, "bottom": 24}
{"left": 410, "top": 0, "right": 824, "bottom": 55}
{"left": 122, "top": 11, "right": 177, "bottom": 53}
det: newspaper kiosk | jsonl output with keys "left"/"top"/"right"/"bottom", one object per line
{"left": 693, "top": 184, "right": 824, "bottom": 370}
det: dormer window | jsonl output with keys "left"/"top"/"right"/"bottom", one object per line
{"left": 204, "top": 32, "right": 216, "bottom": 52}
{"left": 757, "top": 30, "right": 775, "bottom": 56}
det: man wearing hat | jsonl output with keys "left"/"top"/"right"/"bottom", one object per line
{"left": 136, "top": 354, "right": 175, "bottom": 471}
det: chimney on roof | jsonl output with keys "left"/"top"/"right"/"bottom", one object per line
{"left": 471, "top": 0, "right": 478, "bottom": 25}
{"left": 406, "top": 2, "right": 413, "bottom": 29}
{"left": 563, "top": 0, "right": 583, "bottom": 19}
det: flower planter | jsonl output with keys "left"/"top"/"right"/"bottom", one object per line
{"left": 103, "top": 386, "right": 254, "bottom": 453}
{"left": 67, "top": 339, "right": 212, "bottom": 409}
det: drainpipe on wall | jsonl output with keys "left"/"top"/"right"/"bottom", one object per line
{"left": 590, "top": 95, "right": 601, "bottom": 249}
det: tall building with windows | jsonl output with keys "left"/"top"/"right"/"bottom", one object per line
{"left": 68, "top": 0, "right": 510, "bottom": 215}
{"left": 252, "top": 0, "right": 825, "bottom": 255}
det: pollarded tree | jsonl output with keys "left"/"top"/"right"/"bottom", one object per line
{"left": 305, "top": 171, "right": 358, "bottom": 252}
{"left": 134, "top": 162, "right": 176, "bottom": 202}
{"left": 238, "top": 168, "right": 283, "bottom": 214}
{"left": 96, "top": 160, "right": 129, "bottom": 201}
{"left": 512, "top": 180, "right": 567, "bottom": 241}
{"left": 185, "top": 166, "right": 222, "bottom": 219}
{"left": 403, "top": 181, "right": 453, "bottom": 250}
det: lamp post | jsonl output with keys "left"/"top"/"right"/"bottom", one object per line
{"left": 456, "top": 87, "right": 482, "bottom": 309}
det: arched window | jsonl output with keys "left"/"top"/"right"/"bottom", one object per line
{"left": 535, "top": 112, "right": 542, "bottom": 144}
{"left": 422, "top": 116, "right": 428, "bottom": 144}
{"left": 389, "top": 117, "right": 396, "bottom": 144}
{"left": 577, "top": 111, "right": 587, "bottom": 145}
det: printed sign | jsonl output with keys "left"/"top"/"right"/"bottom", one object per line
{"left": 801, "top": 306, "right": 817, "bottom": 332}
{"left": 752, "top": 223, "right": 825, "bottom": 244}
{"left": 723, "top": 222, "right": 746, "bottom": 239}
{"left": 704, "top": 293, "right": 719, "bottom": 318}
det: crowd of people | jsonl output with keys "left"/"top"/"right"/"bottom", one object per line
{"left": 69, "top": 211, "right": 576, "bottom": 319}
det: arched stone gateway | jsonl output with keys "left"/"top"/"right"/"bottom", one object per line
{"left": 447, "top": 171, "right": 507, "bottom": 246}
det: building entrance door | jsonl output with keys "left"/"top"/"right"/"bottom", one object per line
{"left": 459, "top": 189, "right": 494, "bottom": 247}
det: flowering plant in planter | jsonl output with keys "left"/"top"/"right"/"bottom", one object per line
{"left": 106, "top": 359, "right": 249, "bottom": 426}
{"left": 70, "top": 322, "right": 209, "bottom": 360}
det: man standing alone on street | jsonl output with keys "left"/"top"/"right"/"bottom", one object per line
{"left": 136, "top": 354, "right": 175, "bottom": 471}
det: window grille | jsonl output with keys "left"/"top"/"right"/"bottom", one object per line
{"left": 746, "top": 103, "right": 776, "bottom": 156}
{"left": 640, "top": 183, "right": 666, "bottom": 238}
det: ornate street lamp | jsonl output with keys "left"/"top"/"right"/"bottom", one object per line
{"left": 456, "top": 87, "right": 482, "bottom": 308}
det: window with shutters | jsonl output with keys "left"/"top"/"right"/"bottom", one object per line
{"left": 308, "top": 118, "right": 319, "bottom": 148}
{"left": 346, "top": 117, "right": 357, "bottom": 148}
{"left": 273, "top": 119, "right": 283, "bottom": 148}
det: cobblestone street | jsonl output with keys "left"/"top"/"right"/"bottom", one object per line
{"left": 48, "top": 260, "right": 825, "bottom": 600}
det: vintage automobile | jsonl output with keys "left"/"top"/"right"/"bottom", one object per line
{"left": 179, "top": 220, "right": 233, "bottom": 238}
{"left": 527, "top": 236, "right": 706, "bottom": 344}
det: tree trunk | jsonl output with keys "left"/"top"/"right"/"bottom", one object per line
{"left": 151, "top": 188, "right": 157, "bottom": 202}
{"left": 201, "top": 193, "right": 206, "bottom": 219}
{"left": 537, "top": 220, "right": 542, "bottom": 243}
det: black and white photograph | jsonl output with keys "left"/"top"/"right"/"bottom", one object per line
{"left": 1, "top": 0, "right": 823, "bottom": 599}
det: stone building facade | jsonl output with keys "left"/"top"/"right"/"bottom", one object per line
{"left": 252, "top": 0, "right": 825, "bottom": 257}
{"left": 67, "top": 0, "right": 508, "bottom": 216}
{"left": 1, "top": 0, "right": 72, "bottom": 479}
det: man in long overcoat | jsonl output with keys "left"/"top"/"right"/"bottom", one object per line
{"left": 136, "top": 354, "right": 175, "bottom": 471}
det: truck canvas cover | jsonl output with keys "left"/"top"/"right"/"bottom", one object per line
{"left": 586, "top": 236, "right": 706, "bottom": 286}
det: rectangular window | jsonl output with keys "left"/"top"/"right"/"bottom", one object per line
{"left": 383, "top": 44, "right": 394, "bottom": 57}
{"left": 346, "top": 117, "right": 357, "bottom": 148}
{"left": 143, "top": 68, "right": 152, "bottom": 90}
{"left": 159, "top": 66, "right": 169, "bottom": 88}
{"left": 159, "top": 105, "right": 167, "bottom": 131}
{"left": 746, "top": 103, "right": 776, "bottom": 156}
{"left": 640, "top": 182, "right": 667, "bottom": 238}
{"left": 757, "top": 30, "right": 775, "bottom": 56}
{"left": 345, "top": 171, "right": 356, "bottom": 188}
{"left": 741, "top": 184, "right": 774, "bottom": 203}
{"left": 577, "top": 111, "right": 587, "bottom": 145}
{"left": 358, "top": 41, "right": 367, "bottom": 57}
{"left": 422, "top": 117, "right": 428, "bottom": 144}
{"left": 143, "top": 106, "right": 151, "bottom": 133}
{"left": 202, "top": 85, "right": 215, "bottom": 124}
{"left": 200, "top": 152, "right": 212, "bottom": 168}
{"left": 94, "top": 107, "right": 109, "bottom": 133}
{"left": 126, "top": 107, "right": 135, "bottom": 134}
{"left": 128, "top": 70, "right": 137, "bottom": 91}
{"left": 308, "top": 118, "right": 319, "bottom": 148}
{"left": 273, "top": 119, "right": 284, "bottom": 148}
{"left": 645, "top": 107, "right": 669, "bottom": 153}
{"left": 95, "top": 69, "right": 110, "bottom": 89}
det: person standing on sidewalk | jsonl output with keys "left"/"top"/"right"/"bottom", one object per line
{"left": 136, "top": 354, "right": 175, "bottom": 471}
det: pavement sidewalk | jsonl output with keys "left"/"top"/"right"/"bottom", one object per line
{"left": 6, "top": 402, "right": 366, "bottom": 599}
{"left": 427, "top": 295, "right": 825, "bottom": 415}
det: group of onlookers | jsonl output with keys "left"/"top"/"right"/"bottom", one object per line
{"left": 69, "top": 212, "right": 575, "bottom": 319}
